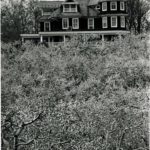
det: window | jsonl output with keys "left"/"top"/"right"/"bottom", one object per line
{"left": 120, "top": 2, "right": 125, "bottom": 10}
{"left": 111, "top": 16, "right": 117, "bottom": 27}
{"left": 102, "top": 2, "right": 107, "bottom": 11}
{"left": 72, "top": 18, "right": 79, "bottom": 29}
{"left": 64, "top": 4, "right": 70, "bottom": 12}
{"left": 62, "top": 18, "right": 69, "bottom": 29}
{"left": 95, "top": 5, "right": 100, "bottom": 10}
{"left": 71, "top": 4, "right": 77, "bottom": 12}
{"left": 88, "top": 18, "right": 94, "bottom": 29}
{"left": 121, "top": 16, "right": 125, "bottom": 27}
{"left": 63, "top": 4, "right": 77, "bottom": 12}
{"left": 102, "top": 17, "right": 107, "bottom": 28}
{"left": 111, "top": 2, "right": 117, "bottom": 10}
{"left": 44, "top": 22, "right": 50, "bottom": 31}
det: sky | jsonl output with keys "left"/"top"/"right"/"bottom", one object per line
{"left": 39, "top": 0, "right": 64, "bottom": 1}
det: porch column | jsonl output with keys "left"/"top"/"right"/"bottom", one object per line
{"left": 48, "top": 37, "right": 50, "bottom": 46}
{"left": 102, "top": 34, "right": 105, "bottom": 47}
{"left": 63, "top": 35, "right": 66, "bottom": 45}
{"left": 119, "top": 34, "right": 122, "bottom": 41}
{"left": 52, "top": 37, "right": 54, "bottom": 46}
{"left": 102, "top": 34, "right": 104, "bottom": 42}
{"left": 83, "top": 34, "right": 86, "bottom": 45}
{"left": 40, "top": 35, "right": 43, "bottom": 43}
{"left": 21, "top": 37, "right": 24, "bottom": 43}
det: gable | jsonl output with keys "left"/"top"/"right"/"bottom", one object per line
{"left": 88, "top": 0, "right": 99, "bottom": 6}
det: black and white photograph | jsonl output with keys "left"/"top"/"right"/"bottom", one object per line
{"left": 1, "top": 0, "right": 150, "bottom": 149}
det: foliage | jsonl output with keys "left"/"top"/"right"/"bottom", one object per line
{"left": 1, "top": 35, "right": 150, "bottom": 150}
{"left": 127, "top": 0, "right": 150, "bottom": 34}
{"left": 1, "top": 0, "right": 41, "bottom": 42}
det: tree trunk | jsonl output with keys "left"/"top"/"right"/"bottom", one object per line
{"left": 137, "top": 16, "right": 141, "bottom": 34}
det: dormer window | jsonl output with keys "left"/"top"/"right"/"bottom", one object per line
{"left": 102, "top": 2, "right": 107, "bottom": 11}
{"left": 63, "top": 4, "right": 77, "bottom": 12}
{"left": 71, "top": 4, "right": 77, "bottom": 12}
{"left": 95, "top": 5, "right": 100, "bottom": 10}
{"left": 120, "top": 2, "right": 125, "bottom": 11}
{"left": 110, "top": 2, "right": 117, "bottom": 11}
{"left": 64, "top": 4, "right": 70, "bottom": 12}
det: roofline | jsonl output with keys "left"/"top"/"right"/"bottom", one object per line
{"left": 62, "top": 2, "right": 79, "bottom": 4}
{"left": 20, "top": 34, "right": 40, "bottom": 38}
{"left": 98, "top": 0, "right": 127, "bottom": 2}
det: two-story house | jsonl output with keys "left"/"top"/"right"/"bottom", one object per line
{"left": 21, "top": 0, "right": 129, "bottom": 44}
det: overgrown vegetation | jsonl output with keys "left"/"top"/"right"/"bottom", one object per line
{"left": 2, "top": 35, "right": 150, "bottom": 150}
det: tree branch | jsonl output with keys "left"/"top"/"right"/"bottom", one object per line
{"left": 16, "top": 139, "right": 34, "bottom": 147}
{"left": 15, "top": 112, "right": 44, "bottom": 136}
{"left": 116, "top": 128, "right": 127, "bottom": 150}
{"left": 23, "top": 112, "right": 43, "bottom": 127}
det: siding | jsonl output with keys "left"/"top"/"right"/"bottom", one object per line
{"left": 40, "top": 16, "right": 127, "bottom": 32}
{"left": 51, "top": 19, "right": 62, "bottom": 31}
{"left": 40, "top": 22, "right": 44, "bottom": 31}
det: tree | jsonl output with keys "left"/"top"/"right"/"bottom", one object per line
{"left": 127, "top": 0, "right": 150, "bottom": 34}
{"left": 1, "top": 0, "right": 41, "bottom": 42}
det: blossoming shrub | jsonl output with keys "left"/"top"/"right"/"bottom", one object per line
{"left": 2, "top": 34, "right": 149, "bottom": 150}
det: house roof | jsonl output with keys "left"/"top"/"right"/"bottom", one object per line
{"left": 88, "top": 0, "right": 99, "bottom": 6}
{"left": 39, "top": 0, "right": 99, "bottom": 20}
{"left": 60, "top": 12, "right": 82, "bottom": 17}
{"left": 39, "top": 15, "right": 51, "bottom": 21}
{"left": 38, "top": 1, "right": 63, "bottom": 8}
{"left": 88, "top": 8, "right": 99, "bottom": 17}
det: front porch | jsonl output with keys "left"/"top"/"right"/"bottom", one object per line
{"left": 21, "top": 30, "right": 130, "bottom": 46}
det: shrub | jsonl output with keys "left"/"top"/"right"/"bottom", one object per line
{"left": 1, "top": 34, "right": 149, "bottom": 150}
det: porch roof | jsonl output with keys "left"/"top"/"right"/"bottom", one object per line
{"left": 39, "top": 30, "right": 130, "bottom": 36}
{"left": 20, "top": 34, "right": 40, "bottom": 38}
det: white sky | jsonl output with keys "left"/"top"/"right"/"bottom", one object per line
{"left": 39, "top": 0, "right": 64, "bottom": 1}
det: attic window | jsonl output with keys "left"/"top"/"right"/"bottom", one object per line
{"left": 71, "top": 4, "right": 77, "bottom": 12}
{"left": 95, "top": 5, "right": 100, "bottom": 10}
{"left": 64, "top": 4, "right": 70, "bottom": 12}
{"left": 63, "top": 4, "right": 77, "bottom": 12}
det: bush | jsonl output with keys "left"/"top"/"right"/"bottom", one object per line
{"left": 1, "top": 34, "right": 149, "bottom": 150}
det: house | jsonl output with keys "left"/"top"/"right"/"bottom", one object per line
{"left": 21, "top": 0, "right": 130, "bottom": 44}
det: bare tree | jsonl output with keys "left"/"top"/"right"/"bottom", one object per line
{"left": 127, "top": 0, "right": 150, "bottom": 34}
